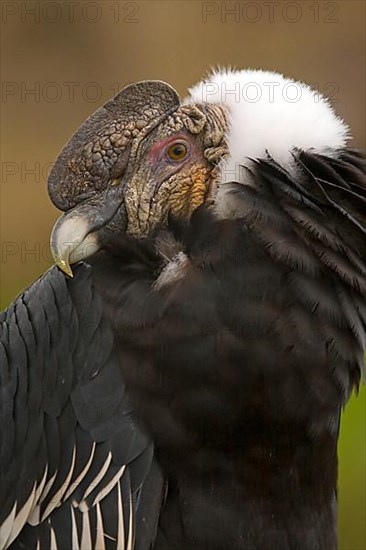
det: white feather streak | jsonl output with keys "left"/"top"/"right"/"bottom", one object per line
{"left": 0, "top": 502, "right": 17, "bottom": 549}
{"left": 41, "top": 446, "right": 77, "bottom": 521}
{"left": 70, "top": 505, "right": 80, "bottom": 550}
{"left": 62, "top": 442, "right": 97, "bottom": 503}
{"left": 80, "top": 508, "right": 92, "bottom": 550}
{"left": 7, "top": 481, "right": 37, "bottom": 547}
{"left": 91, "top": 465, "right": 126, "bottom": 508}
{"left": 94, "top": 502, "right": 106, "bottom": 550}
{"left": 78, "top": 452, "right": 112, "bottom": 512}
{"left": 116, "top": 480, "right": 125, "bottom": 549}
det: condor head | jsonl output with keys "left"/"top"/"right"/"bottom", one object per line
{"left": 49, "top": 81, "right": 228, "bottom": 276}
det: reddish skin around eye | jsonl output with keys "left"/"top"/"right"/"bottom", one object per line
{"left": 149, "top": 135, "right": 190, "bottom": 162}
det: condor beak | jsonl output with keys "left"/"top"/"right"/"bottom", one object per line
{"left": 50, "top": 184, "right": 123, "bottom": 277}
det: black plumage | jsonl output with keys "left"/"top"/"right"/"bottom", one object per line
{"left": 87, "top": 150, "right": 365, "bottom": 549}
{"left": 1, "top": 147, "right": 364, "bottom": 549}
{"left": 1, "top": 63, "right": 366, "bottom": 550}
{"left": 0, "top": 265, "right": 154, "bottom": 549}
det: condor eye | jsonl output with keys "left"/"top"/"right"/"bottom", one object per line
{"left": 166, "top": 142, "right": 188, "bottom": 161}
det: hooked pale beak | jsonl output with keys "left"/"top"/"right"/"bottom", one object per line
{"left": 50, "top": 184, "right": 123, "bottom": 277}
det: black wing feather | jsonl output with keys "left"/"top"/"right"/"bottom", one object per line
{"left": 0, "top": 264, "right": 156, "bottom": 549}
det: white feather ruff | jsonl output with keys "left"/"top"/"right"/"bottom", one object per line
{"left": 187, "top": 68, "right": 349, "bottom": 183}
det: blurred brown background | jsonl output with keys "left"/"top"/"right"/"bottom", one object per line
{"left": 1, "top": 1, "right": 365, "bottom": 547}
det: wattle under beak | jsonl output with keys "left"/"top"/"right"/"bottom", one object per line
{"left": 50, "top": 185, "right": 123, "bottom": 277}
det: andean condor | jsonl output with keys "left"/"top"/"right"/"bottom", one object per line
{"left": 0, "top": 69, "right": 365, "bottom": 550}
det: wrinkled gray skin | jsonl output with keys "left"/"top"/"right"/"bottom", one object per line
{"left": 49, "top": 81, "right": 228, "bottom": 275}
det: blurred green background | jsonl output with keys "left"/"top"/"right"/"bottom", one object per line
{"left": 1, "top": 1, "right": 365, "bottom": 547}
